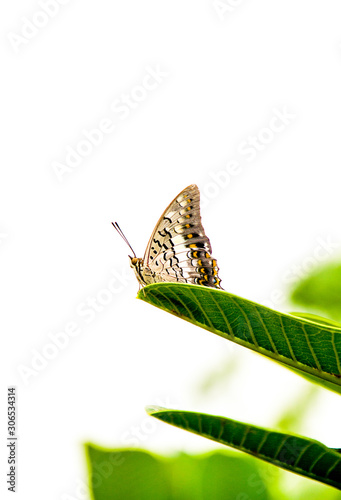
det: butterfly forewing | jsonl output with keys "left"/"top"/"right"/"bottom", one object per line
{"left": 143, "top": 184, "right": 222, "bottom": 289}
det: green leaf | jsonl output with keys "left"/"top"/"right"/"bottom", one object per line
{"left": 137, "top": 284, "right": 341, "bottom": 394}
{"left": 147, "top": 406, "right": 341, "bottom": 491}
{"left": 85, "top": 444, "right": 271, "bottom": 499}
{"left": 290, "top": 262, "right": 341, "bottom": 321}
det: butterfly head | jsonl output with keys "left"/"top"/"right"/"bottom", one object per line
{"left": 129, "top": 256, "right": 141, "bottom": 269}
{"left": 129, "top": 256, "right": 147, "bottom": 286}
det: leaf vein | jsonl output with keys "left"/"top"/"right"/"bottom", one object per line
{"left": 254, "top": 307, "right": 279, "bottom": 355}
{"left": 331, "top": 331, "right": 341, "bottom": 376}
{"left": 301, "top": 324, "right": 322, "bottom": 371}
{"left": 209, "top": 293, "right": 234, "bottom": 337}
{"left": 229, "top": 297, "right": 259, "bottom": 347}
{"left": 279, "top": 315, "right": 298, "bottom": 362}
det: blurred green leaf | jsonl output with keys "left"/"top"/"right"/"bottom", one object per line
{"left": 195, "top": 355, "right": 240, "bottom": 397}
{"left": 274, "top": 385, "right": 319, "bottom": 433}
{"left": 289, "top": 312, "right": 341, "bottom": 328}
{"left": 137, "top": 284, "right": 341, "bottom": 394}
{"left": 295, "top": 481, "right": 341, "bottom": 500}
{"left": 147, "top": 406, "right": 341, "bottom": 491}
{"left": 85, "top": 444, "right": 271, "bottom": 499}
{"left": 290, "top": 262, "right": 341, "bottom": 321}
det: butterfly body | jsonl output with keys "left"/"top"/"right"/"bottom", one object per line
{"left": 129, "top": 256, "right": 163, "bottom": 286}
{"left": 118, "top": 184, "right": 222, "bottom": 290}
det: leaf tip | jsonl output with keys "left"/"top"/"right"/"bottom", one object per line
{"left": 145, "top": 405, "right": 167, "bottom": 415}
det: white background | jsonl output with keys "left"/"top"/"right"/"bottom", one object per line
{"left": 2, "top": 1, "right": 341, "bottom": 499}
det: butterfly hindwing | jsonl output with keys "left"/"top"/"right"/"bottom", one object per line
{"left": 143, "top": 184, "right": 222, "bottom": 289}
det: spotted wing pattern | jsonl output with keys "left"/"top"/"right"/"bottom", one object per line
{"left": 142, "top": 184, "right": 222, "bottom": 289}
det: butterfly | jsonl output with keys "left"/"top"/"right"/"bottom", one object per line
{"left": 112, "top": 184, "right": 223, "bottom": 289}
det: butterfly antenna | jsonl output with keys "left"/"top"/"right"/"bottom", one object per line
{"left": 111, "top": 222, "right": 136, "bottom": 258}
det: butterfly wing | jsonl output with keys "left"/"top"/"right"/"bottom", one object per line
{"left": 143, "top": 184, "right": 222, "bottom": 289}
